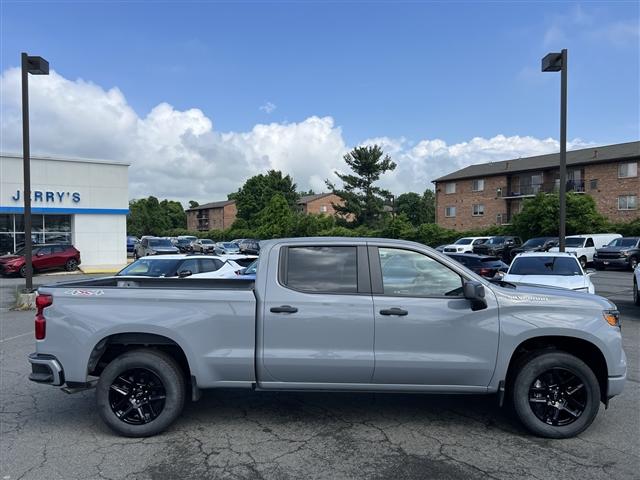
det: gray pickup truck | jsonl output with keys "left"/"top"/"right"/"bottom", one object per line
{"left": 28, "top": 237, "right": 626, "bottom": 438}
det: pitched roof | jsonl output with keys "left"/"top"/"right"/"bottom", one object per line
{"left": 297, "top": 193, "right": 334, "bottom": 204}
{"left": 185, "top": 200, "right": 235, "bottom": 212}
{"left": 433, "top": 141, "right": 640, "bottom": 183}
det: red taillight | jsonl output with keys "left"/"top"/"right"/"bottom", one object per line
{"left": 35, "top": 294, "right": 52, "bottom": 340}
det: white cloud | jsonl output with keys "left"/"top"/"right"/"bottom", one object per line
{"left": 259, "top": 101, "right": 276, "bottom": 114}
{"left": 0, "top": 68, "right": 594, "bottom": 205}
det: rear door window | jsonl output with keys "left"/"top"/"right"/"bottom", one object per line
{"left": 284, "top": 246, "right": 358, "bottom": 293}
{"left": 199, "top": 258, "right": 223, "bottom": 272}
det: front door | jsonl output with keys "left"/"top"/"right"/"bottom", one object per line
{"left": 260, "top": 244, "right": 374, "bottom": 385}
{"left": 370, "top": 246, "right": 499, "bottom": 387}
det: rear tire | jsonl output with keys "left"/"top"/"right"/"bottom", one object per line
{"left": 96, "top": 349, "right": 185, "bottom": 437}
{"left": 634, "top": 278, "right": 639, "bottom": 306}
{"left": 511, "top": 351, "right": 600, "bottom": 438}
{"left": 65, "top": 258, "right": 78, "bottom": 271}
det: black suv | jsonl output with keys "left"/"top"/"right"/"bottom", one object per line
{"left": 473, "top": 236, "right": 522, "bottom": 262}
{"left": 445, "top": 253, "right": 508, "bottom": 278}
{"left": 238, "top": 239, "right": 260, "bottom": 255}
{"left": 593, "top": 237, "right": 640, "bottom": 270}
{"left": 509, "top": 237, "right": 558, "bottom": 260}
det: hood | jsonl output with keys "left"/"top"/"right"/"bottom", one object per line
{"left": 503, "top": 274, "right": 587, "bottom": 291}
{"left": 490, "top": 280, "right": 615, "bottom": 311}
{"left": 152, "top": 247, "right": 179, "bottom": 252}
{"left": 597, "top": 246, "right": 631, "bottom": 253}
{"left": 0, "top": 254, "right": 22, "bottom": 263}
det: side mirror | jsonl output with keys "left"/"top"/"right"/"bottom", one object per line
{"left": 463, "top": 280, "right": 487, "bottom": 311}
{"left": 178, "top": 270, "right": 192, "bottom": 278}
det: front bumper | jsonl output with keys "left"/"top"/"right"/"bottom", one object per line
{"left": 28, "top": 353, "right": 64, "bottom": 386}
{"left": 594, "top": 257, "right": 629, "bottom": 268}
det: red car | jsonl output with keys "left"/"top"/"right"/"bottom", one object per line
{"left": 0, "top": 244, "right": 81, "bottom": 277}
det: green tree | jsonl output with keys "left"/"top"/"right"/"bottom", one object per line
{"left": 326, "top": 145, "right": 397, "bottom": 226}
{"left": 188, "top": 200, "right": 199, "bottom": 209}
{"left": 230, "top": 170, "right": 298, "bottom": 222}
{"left": 255, "top": 193, "right": 296, "bottom": 239}
{"left": 127, "top": 196, "right": 186, "bottom": 236}
{"left": 511, "top": 193, "right": 608, "bottom": 239}
{"left": 395, "top": 189, "right": 436, "bottom": 226}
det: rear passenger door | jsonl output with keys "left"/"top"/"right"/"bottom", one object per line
{"left": 260, "top": 244, "right": 375, "bottom": 385}
{"left": 33, "top": 246, "right": 53, "bottom": 270}
{"left": 370, "top": 246, "right": 499, "bottom": 388}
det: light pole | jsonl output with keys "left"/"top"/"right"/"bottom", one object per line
{"left": 21, "top": 52, "right": 49, "bottom": 292}
{"left": 542, "top": 49, "right": 568, "bottom": 252}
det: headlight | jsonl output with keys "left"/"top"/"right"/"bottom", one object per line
{"left": 602, "top": 310, "right": 620, "bottom": 327}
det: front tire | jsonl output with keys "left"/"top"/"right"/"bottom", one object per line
{"left": 634, "top": 279, "right": 639, "bottom": 306}
{"left": 579, "top": 256, "right": 588, "bottom": 269}
{"left": 511, "top": 351, "right": 600, "bottom": 438}
{"left": 629, "top": 256, "right": 638, "bottom": 271}
{"left": 96, "top": 349, "right": 185, "bottom": 437}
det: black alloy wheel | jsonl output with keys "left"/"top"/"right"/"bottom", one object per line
{"left": 528, "top": 368, "right": 587, "bottom": 427}
{"left": 65, "top": 258, "right": 78, "bottom": 271}
{"left": 629, "top": 256, "right": 638, "bottom": 271}
{"left": 109, "top": 368, "right": 166, "bottom": 425}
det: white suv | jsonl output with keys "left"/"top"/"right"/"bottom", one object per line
{"left": 442, "top": 237, "right": 490, "bottom": 254}
{"left": 504, "top": 252, "right": 595, "bottom": 294}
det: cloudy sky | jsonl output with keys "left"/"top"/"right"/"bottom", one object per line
{"left": 1, "top": 1, "right": 638, "bottom": 205}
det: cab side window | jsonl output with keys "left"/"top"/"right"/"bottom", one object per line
{"left": 378, "top": 248, "right": 463, "bottom": 297}
{"left": 585, "top": 238, "right": 594, "bottom": 248}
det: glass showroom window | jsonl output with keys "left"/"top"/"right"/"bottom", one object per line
{"left": 445, "top": 206, "right": 456, "bottom": 218}
{"left": 0, "top": 214, "right": 72, "bottom": 253}
{"left": 471, "top": 179, "right": 485, "bottom": 192}
{"left": 445, "top": 182, "right": 456, "bottom": 194}
{"left": 618, "top": 195, "right": 637, "bottom": 211}
{"left": 618, "top": 162, "right": 638, "bottom": 178}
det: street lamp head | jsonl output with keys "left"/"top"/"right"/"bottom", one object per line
{"left": 23, "top": 54, "right": 49, "bottom": 75}
{"left": 541, "top": 52, "right": 563, "bottom": 72}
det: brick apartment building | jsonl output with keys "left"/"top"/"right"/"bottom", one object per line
{"left": 433, "top": 141, "right": 639, "bottom": 231}
{"left": 186, "top": 200, "right": 237, "bottom": 231}
{"left": 296, "top": 193, "right": 345, "bottom": 216}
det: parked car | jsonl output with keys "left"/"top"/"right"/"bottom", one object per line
{"left": 126, "top": 236, "right": 139, "bottom": 255}
{"left": 238, "top": 238, "right": 260, "bottom": 255}
{"left": 0, "top": 244, "right": 80, "bottom": 277}
{"left": 177, "top": 235, "right": 198, "bottom": 244}
{"left": 634, "top": 265, "right": 639, "bottom": 306}
{"left": 117, "top": 255, "right": 226, "bottom": 278}
{"left": 191, "top": 239, "right": 216, "bottom": 254}
{"left": 29, "top": 237, "right": 625, "bottom": 439}
{"left": 473, "top": 236, "right": 522, "bottom": 262}
{"left": 549, "top": 234, "right": 622, "bottom": 268}
{"left": 134, "top": 237, "right": 179, "bottom": 259}
{"left": 593, "top": 237, "right": 640, "bottom": 271}
{"left": 235, "top": 259, "right": 258, "bottom": 279}
{"left": 434, "top": 245, "right": 446, "bottom": 253}
{"left": 509, "top": 237, "right": 558, "bottom": 260}
{"left": 442, "top": 237, "right": 490, "bottom": 254}
{"left": 445, "top": 253, "right": 508, "bottom": 278}
{"left": 504, "top": 252, "right": 595, "bottom": 294}
{"left": 173, "top": 237, "right": 195, "bottom": 253}
{"left": 230, "top": 238, "right": 246, "bottom": 246}
{"left": 214, "top": 242, "right": 241, "bottom": 255}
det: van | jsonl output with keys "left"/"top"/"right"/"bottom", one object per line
{"left": 549, "top": 233, "right": 622, "bottom": 268}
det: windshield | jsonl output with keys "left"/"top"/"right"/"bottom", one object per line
{"left": 244, "top": 260, "right": 258, "bottom": 275}
{"left": 486, "top": 237, "right": 506, "bottom": 245}
{"left": 454, "top": 238, "right": 473, "bottom": 245}
{"left": 509, "top": 256, "right": 582, "bottom": 276}
{"left": 222, "top": 243, "right": 238, "bottom": 248}
{"left": 201, "top": 239, "right": 214, "bottom": 244}
{"left": 149, "top": 239, "right": 173, "bottom": 247}
{"left": 176, "top": 238, "right": 191, "bottom": 245}
{"left": 522, "top": 238, "right": 547, "bottom": 248}
{"left": 118, "top": 258, "right": 182, "bottom": 277}
{"left": 565, "top": 237, "right": 586, "bottom": 248}
{"left": 607, "top": 238, "right": 638, "bottom": 247}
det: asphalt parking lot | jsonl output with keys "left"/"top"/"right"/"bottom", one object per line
{"left": 1, "top": 271, "right": 638, "bottom": 480}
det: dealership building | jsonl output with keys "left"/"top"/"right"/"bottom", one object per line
{"left": 0, "top": 153, "right": 129, "bottom": 269}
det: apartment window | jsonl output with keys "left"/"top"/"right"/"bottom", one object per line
{"left": 320, "top": 205, "right": 328, "bottom": 213}
{"left": 445, "top": 206, "right": 456, "bottom": 218}
{"left": 618, "top": 162, "right": 638, "bottom": 178}
{"left": 445, "top": 182, "right": 456, "bottom": 194}
{"left": 471, "top": 179, "right": 485, "bottom": 192}
{"left": 472, "top": 204, "right": 485, "bottom": 216}
{"left": 618, "top": 195, "right": 638, "bottom": 211}
{"left": 590, "top": 179, "right": 598, "bottom": 190}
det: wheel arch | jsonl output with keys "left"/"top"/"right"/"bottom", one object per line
{"left": 87, "top": 333, "right": 193, "bottom": 388}
{"left": 504, "top": 335, "right": 609, "bottom": 404}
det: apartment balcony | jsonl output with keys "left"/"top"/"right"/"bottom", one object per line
{"left": 498, "top": 180, "right": 585, "bottom": 199}
{"left": 496, "top": 213, "right": 511, "bottom": 225}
